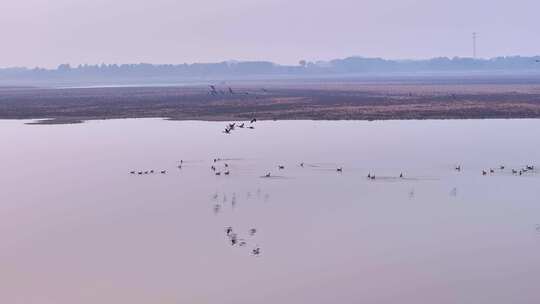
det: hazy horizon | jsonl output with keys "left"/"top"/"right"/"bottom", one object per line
{"left": 2, "top": 0, "right": 539, "bottom": 68}
{"left": 3, "top": 54, "right": 540, "bottom": 70}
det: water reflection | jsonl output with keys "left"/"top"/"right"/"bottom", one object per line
{"left": 1, "top": 118, "right": 540, "bottom": 304}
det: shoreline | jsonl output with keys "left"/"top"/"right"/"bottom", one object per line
{"left": 1, "top": 80, "right": 540, "bottom": 125}
{"left": 12, "top": 115, "right": 540, "bottom": 126}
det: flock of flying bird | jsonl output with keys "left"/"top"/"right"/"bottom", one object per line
{"left": 127, "top": 119, "right": 539, "bottom": 256}
{"left": 223, "top": 119, "right": 257, "bottom": 134}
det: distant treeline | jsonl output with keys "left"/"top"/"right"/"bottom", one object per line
{"left": 2, "top": 56, "right": 540, "bottom": 85}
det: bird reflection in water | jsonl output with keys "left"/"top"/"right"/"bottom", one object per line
{"left": 213, "top": 204, "right": 221, "bottom": 214}
{"left": 408, "top": 188, "right": 415, "bottom": 199}
{"left": 231, "top": 193, "right": 237, "bottom": 209}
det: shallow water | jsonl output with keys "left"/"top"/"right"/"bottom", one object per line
{"left": 1, "top": 118, "right": 539, "bottom": 304}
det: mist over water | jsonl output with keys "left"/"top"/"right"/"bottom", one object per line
{"left": 1, "top": 119, "right": 539, "bottom": 304}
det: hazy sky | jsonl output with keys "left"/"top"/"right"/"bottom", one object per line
{"left": 1, "top": 0, "right": 538, "bottom": 68}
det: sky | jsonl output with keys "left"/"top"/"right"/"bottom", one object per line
{"left": 0, "top": 0, "right": 539, "bottom": 68}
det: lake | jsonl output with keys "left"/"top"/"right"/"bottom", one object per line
{"left": 1, "top": 118, "right": 539, "bottom": 304}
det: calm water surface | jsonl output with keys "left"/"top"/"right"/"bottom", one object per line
{"left": 1, "top": 119, "right": 539, "bottom": 304}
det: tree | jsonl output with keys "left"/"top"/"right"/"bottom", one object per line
{"left": 57, "top": 63, "right": 71, "bottom": 71}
